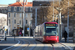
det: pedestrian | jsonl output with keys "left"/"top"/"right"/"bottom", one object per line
{"left": 63, "top": 31, "right": 67, "bottom": 42}
{"left": 19, "top": 29, "right": 22, "bottom": 36}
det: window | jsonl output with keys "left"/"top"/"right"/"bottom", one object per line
{"left": 26, "top": 20, "right": 27, "bottom": 24}
{"left": 30, "top": 8, "right": 32, "bottom": 11}
{"left": 26, "top": 7, "right": 28, "bottom": 11}
{"left": 26, "top": 14, "right": 27, "bottom": 17}
{"left": 9, "top": 13, "right": 10, "bottom": 17}
{"left": 8, "top": 7, "right": 11, "bottom": 11}
{"left": 14, "top": 20, "right": 16, "bottom": 24}
{"left": 20, "top": 20, "right": 21, "bottom": 24}
{"left": 28, "top": 7, "right": 30, "bottom": 12}
{"left": 19, "top": 7, "right": 21, "bottom": 11}
{"left": 20, "top": 13, "right": 22, "bottom": 17}
{"left": 31, "top": 14, "right": 32, "bottom": 17}
{"left": 9, "top": 19, "right": 10, "bottom": 24}
{"left": 14, "top": 13, "right": 16, "bottom": 17}
{"left": 14, "top": 7, "right": 17, "bottom": 11}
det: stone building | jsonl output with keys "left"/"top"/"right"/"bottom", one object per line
{"left": 8, "top": 0, "right": 33, "bottom": 36}
{"left": 0, "top": 4, "right": 8, "bottom": 14}
{"left": 0, "top": 13, "right": 7, "bottom": 29}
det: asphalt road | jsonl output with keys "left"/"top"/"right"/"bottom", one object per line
{"left": 0, "top": 37, "right": 69, "bottom": 50}
{"left": 0, "top": 37, "right": 74, "bottom": 50}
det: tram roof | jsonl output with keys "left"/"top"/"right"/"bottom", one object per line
{"left": 44, "top": 22, "right": 58, "bottom": 24}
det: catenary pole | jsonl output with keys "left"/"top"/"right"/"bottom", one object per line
{"left": 35, "top": 8, "right": 37, "bottom": 27}
{"left": 23, "top": 0, "right": 26, "bottom": 36}
{"left": 8, "top": 17, "right": 9, "bottom": 36}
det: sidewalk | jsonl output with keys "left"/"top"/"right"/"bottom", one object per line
{"left": 60, "top": 37, "right": 75, "bottom": 50}
{"left": 0, "top": 37, "right": 18, "bottom": 50}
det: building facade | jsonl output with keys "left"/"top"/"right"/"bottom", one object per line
{"left": 0, "top": 4, "right": 8, "bottom": 14}
{"left": 8, "top": 0, "right": 32, "bottom": 35}
{"left": 0, "top": 13, "right": 7, "bottom": 29}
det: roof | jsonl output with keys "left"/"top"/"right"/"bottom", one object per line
{"left": 0, "top": 4, "right": 8, "bottom": 7}
{"left": 9, "top": 2, "right": 32, "bottom": 7}
{"left": 45, "top": 22, "right": 58, "bottom": 24}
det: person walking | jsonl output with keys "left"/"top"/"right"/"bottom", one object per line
{"left": 63, "top": 31, "right": 67, "bottom": 42}
{"left": 19, "top": 29, "right": 22, "bottom": 36}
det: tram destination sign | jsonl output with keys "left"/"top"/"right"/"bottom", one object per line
{"left": 46, "top": 24, "right": 56, "bottom": 26}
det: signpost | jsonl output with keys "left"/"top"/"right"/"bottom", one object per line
{"left": 27, "top": 28, "right": 29, "bottom": 31}
{"left": 27, "top": 28, "right": 30, "bottom": 36}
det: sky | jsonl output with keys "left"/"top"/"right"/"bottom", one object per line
{"left": 0, "top": 0, "right": 33, "bottom": 5}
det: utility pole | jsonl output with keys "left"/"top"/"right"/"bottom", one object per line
{"left": 8, "top": 19, "right": 9, "bottom": 36}
{"left": 35, "top": 8, "right": 37, "bottom": 27}
{"left": 67, "top": 0, "right": 69, "bottom": 41}
{"left": 57, "top": 0, "right": 62, "bottom": 41}
{"left": 23, "top": 0, "right": 25, "bottom": 36}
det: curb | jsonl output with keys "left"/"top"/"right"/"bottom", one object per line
{"left": 2, "top": 40, "right": 20, "bottom": 50}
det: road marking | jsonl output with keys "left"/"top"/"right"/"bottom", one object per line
{"left": 60, "top": 43, "right": 73, "bottom": 50}
{"left": 2, "top": 40, "right": 20, "bottom": 50}
{"left": 29, "top": 41, "right": 37, "bottom": 50}
{"left": 66, "top": 45, "right": 73, "bottom": 50}
{"left": 22, "top": 40, "right": 31, "bottom": 50}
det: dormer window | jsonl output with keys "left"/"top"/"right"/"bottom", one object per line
{"left": 26, "top": 7, "right": 28, "bottom": 11}
{"left": 30, "top": 8, "right": 32, "bottom": 11}
{"left": 19, "top": 7, "right": 21, "bottom": 11}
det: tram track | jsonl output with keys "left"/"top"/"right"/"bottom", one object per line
{"left": 7, "top": 39, "right": 25, "bottom": 50}
{"left": 34, "top": 40, "right": 54, "bottom": 50}
{"left": 3, "top": 37, "right": 71, "bottom": 50}
{"left": 3, "top": 38, "right": 29, "bottom": 50}
{"left": 16, "top": 39, "right": 30, "bottom": 50}
{"left": 22, "top": 39, "right": 37, "bottom": 50}
{"left": 51, "top": 43, "right": 55, "bottom": 50}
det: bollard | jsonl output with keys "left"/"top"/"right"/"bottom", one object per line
{"left": 14, "top": 34, "right": 15, "bottom": 41}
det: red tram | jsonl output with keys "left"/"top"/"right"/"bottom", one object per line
{"left": 33, "top": 22, "right": 59, "bottom": 43}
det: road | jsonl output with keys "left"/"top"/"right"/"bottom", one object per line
{"left": 0, "top": 37, "right": 72, "bottom": 50}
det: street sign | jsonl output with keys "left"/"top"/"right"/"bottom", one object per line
{"left": 27, "top": 28, "right": 29, "bottom": 31}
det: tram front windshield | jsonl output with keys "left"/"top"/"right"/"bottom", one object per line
{"left": 45, "top": 26, "right": 57, "bottom": 36}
